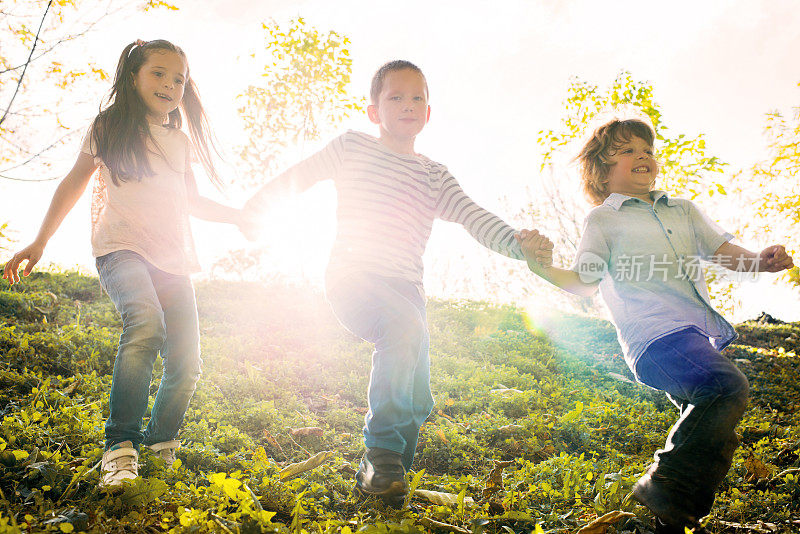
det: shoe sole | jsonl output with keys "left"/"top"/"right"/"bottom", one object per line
{"left": 354, "top": 479, "right": 407, "bottom": 497}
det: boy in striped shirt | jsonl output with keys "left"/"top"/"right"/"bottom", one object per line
{"left": 244, "top": 60, "right": 549, "bottom": 503}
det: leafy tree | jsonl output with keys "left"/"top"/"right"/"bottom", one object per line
{"left": 213, "top": 18, "right": 362, "bottom": 280}
{"left": 235, "top": 16, "right": 363, "bottom": 189}
{"left": 529, "top": 71, "right": 728, "bottom": 265}
{"left": 0, "top": 0, "right": 175, "bottom": 183}
{"left": 748, "top": 85, "right": 800, "bottom": 287}
{"left": 448, "top": 72, "right": 735, "bottom": 313}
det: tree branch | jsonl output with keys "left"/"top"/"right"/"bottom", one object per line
{"left": 0, "top": 6, "right": 116, "bottom": 76}
{"left": 0, "top": 129, "right": 80, "bottom": 176}
{"left": 0, "top": 173, "right": 61, "bottom": 182}
{"left": 0, "top": 0, "right": 53, "bottom": 128}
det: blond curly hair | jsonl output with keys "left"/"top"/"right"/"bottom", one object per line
{"left": 577, "top": 119, "right": 655, "bottom": 206}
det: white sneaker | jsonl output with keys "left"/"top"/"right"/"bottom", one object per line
{"left": 100, "top": 441, "right": 138, "bottom": 489}
{"left": 146, "top": 440, "right": 180, "bottom": 469}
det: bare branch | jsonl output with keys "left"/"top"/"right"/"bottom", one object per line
{"left": 0, "top": 129, "right": 80, "bottom": 175}
{"left": 0, "top": 0, "right": 53, "bottom": 128}
{"left": 0, "top": 3, "right": 121, "bottom": 76}
{"left": 0, "top": 173, "right": 61, "bottom": 182}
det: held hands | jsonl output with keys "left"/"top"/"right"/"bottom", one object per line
{"left": 759, "top": 245, "right": 794, "bottom": 273}
{"left": 514, "top": 229, "right": 554, "bottom": 269}
{"left": 235, "top": 207, "right": 261, "bottom": 242}
{"left": 2, "top": 241, "right": 45, "bottom": 285}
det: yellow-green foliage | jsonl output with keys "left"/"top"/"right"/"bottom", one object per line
{"left": 0, "top": 271, "right": 799, "bottom": 532}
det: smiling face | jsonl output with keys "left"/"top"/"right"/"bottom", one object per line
{"left": 132, "top": 50, "right": 187, "bottom": 124}
{"left": 605, "top": 135, "right": 658, "bottom": 199}
{"left": 367, "top": 68, "right": 430, "bottom": 153}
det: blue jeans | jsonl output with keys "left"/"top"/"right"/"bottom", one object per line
{"left": 97, "top": 250, "right": 201, "bottom": 450}
{"left": 327, "top": 274, "right": 435, "bottom": 471}
{"left": 634, "top": 327, "right": 749, "bottom": 517}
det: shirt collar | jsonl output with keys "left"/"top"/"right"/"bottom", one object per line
{"left": 603, "top": 190, "right": 675, "bottom": 211}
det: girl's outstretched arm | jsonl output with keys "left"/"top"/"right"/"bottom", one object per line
{"left": 3, "top": 153, "right": 98, "bottom": 285}
{"left": 184, "top": 166, "right": 247, "bottom": 226}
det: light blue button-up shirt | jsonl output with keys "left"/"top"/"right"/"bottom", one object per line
{"left": 571, "top": 190, "right": 737, "bottom": 370}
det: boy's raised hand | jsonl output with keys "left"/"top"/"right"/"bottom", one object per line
{"left": 759, "top": 245, "right": 794, "bottom": 272}
{"left": 515, "top": 229, "right": 554, "bottom": 268}
{"left": 2, "top": 241, "right": 45, "bottom": 285}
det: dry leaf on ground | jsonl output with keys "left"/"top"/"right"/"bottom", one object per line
{"left": 415, "top": 489, "right": 475, "bottom": 506}
{"left": 576, "top": 511, "right": 635, "bottom": 534}
{"left": 279, "top": 450, "right": 335, "bottom": 481}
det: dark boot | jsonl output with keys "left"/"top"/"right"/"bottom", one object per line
{"left": 355, "top": 447, "right": 407, "bottom": 497}
{"left": 632, "top": 469, "right": 699, "bottom": 530}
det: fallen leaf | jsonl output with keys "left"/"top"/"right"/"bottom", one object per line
{"left": 59, "top": 377, "right": 82, "bottom": 396}
{"left": 419, "top": 517, "right": 471, "bottom": 534}
{"left": 279, "top": 450, "right": 335, "bottom": 481}
{"left": 483, "top": 459, "right": 514, "bottom": 498}
{"left": 289, "top": 426, "right": 324, "bottom": 438}
{"left": 576, "top": 510, "right": 635, "bottom": 534}
{"left": 743, "top": 451, "right": 771, "bottom": 482}
{"left": 119, "top": 477, "right": 168, "bottom": 507}
{"left": 490, "top": 388, "right": 523, "bottom": 395}
{"left": 716, "top": 520, "right": 779, "bottom": 533}
{"left": 415, "top": 489, "right": 475, "bottom": 506}
{"left": 262, "top": 430, "right": 280, "bottom": 447}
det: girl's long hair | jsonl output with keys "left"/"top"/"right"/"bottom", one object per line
{"left": 91, "top": 39, "right": 222, "bottom": 188}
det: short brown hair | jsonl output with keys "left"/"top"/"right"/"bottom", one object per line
{"left": 370, "top": 60, "right": 428, "bottom": 104}
{"left": 577, "top": 118, "right": 655, "bottom": 205}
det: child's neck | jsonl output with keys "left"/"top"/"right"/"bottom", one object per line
{"left": 146, "top": 112, "right": 168, "bottom": 127}
{"left": 378, "top": 129, "right": 416, "bottom": 155}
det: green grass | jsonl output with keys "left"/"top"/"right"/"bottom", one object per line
{"left": 0, "top": 270, "right": 798, "bottom": 533}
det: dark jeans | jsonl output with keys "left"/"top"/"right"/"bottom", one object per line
{"left": 326, "top": 274, "right": 434, "bottom": 471}
{"left": 634, "top": 327, "right": 749, "bottom": 517}
{"left": 97, "top": 250, "right": 202, "bottom": 450}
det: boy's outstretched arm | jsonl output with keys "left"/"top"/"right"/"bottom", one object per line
{"left": 241, "top": 136, "right": 345, "bottom": 239}
{"left": 2, "top": 153, "right": 98, "bottom": 285}
{"left": 242, "top": 171, "right": 307, "bottom": 215}
{"left": 712, "top": 241, "right": 794, "bottom": 273}
{"left": 516, "top": 231, "right": 600, "bottom": 298}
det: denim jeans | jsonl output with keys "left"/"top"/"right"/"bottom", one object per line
{"left": 97, "top": 250, "right": 201, "bottom": 450}
{"left": 326, "top": 274, "right": 434, "bottom": 471}
{"left": 634, "top": 327, "right": 749, "bottom": 517}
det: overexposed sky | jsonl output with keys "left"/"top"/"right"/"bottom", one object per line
{"left": 2, "top": 0, "right": 799, "bottom": 320}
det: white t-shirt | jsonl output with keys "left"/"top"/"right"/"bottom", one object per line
{"left": 81, "top": 124, "right": 200, "bottom": 275}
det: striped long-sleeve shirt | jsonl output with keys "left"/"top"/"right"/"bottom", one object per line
{"left": 248, "top": 130, "right": 525, "bottom": 292}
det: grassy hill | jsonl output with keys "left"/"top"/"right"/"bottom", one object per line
{"left": 0, "top": 271, "right": 798, "bottom": 533}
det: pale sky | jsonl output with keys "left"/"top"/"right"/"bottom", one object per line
{"left": 2, "top": 0, "right": 799, "bottom": 320}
